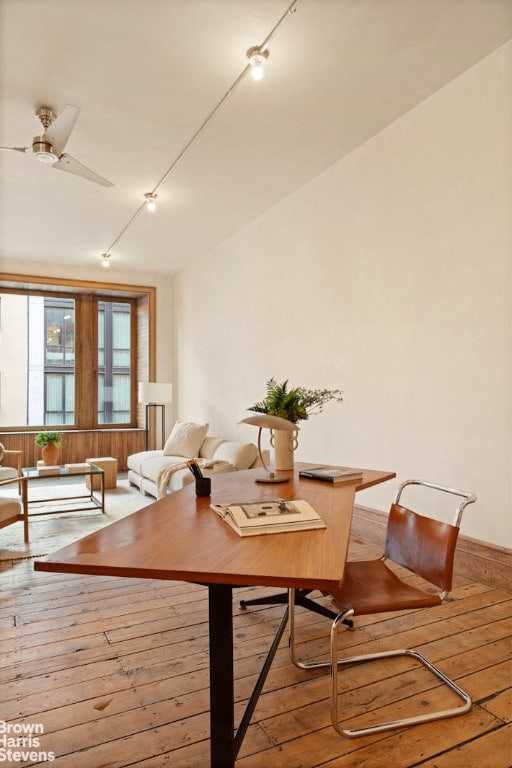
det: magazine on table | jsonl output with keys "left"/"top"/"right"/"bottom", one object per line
{"left": 210, "top": 498, "right": 326, "bottom": 537}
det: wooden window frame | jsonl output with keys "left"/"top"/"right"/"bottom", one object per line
{"left": 0, "top": 272, "right": 156, "bottom": 433}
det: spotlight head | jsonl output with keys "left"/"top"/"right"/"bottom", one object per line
{"left": 144, "top": 192, "right": 157, "bottom": 212}
{"left": 247, "top": 46, "right": 269, "bottom": 81}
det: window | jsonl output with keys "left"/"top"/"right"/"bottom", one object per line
{"left": 0, "top": 280, "right": 147, "bottom": 430}
{"left": 98, "top": 301, "right": 131, "bottom": 424}
{"left": 41, "top": 298, "right": 75, "bottom": 425}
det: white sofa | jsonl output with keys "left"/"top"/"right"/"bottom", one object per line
{"left": 127, "top": 421, "right": 266, "bottom": 499}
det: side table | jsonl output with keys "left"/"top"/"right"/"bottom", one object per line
{"left": 86, "top": 456, "right": 117, "bottom": 490}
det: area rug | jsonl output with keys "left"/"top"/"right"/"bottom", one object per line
{"left": 0, "top": 474, "right": 153, "bottom": 562}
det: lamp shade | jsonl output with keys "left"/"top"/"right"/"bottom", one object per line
{"left": 240, "top": 414, "right": 298, "bottom": 432}
{"left": 138, "top": 382, "right": 173, "bottom": 404}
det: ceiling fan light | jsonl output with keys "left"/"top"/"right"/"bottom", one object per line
{"left": 144, "top": 192, "right": 157, "bottom": 212}
{"left": 32, "top": 138, "right": 58, "bottom": 164}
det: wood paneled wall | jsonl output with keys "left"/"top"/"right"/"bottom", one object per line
{"left": 0, "top": 430, "right": 145, "bottom": 471}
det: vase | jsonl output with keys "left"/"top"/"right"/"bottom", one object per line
{"left": 271, "top": 428, "right": 299, "bottom": 472}
{"left": 41, "top": 442, "right": 60, "bottom": 466}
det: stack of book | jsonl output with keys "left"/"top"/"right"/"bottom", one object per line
{"left": 210, "top": 498, "right": 326, "bottom": 537}
{"left": 37, "top": 465, "right": 60, "bottom": 476}
{"left": 64, "top": 462, "right": 92, "bottom": 473}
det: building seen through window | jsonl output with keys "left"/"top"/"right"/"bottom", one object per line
{"left": 0, "top": 292, "right": 133, "bottom": 428}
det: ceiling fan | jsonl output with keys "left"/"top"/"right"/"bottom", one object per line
{"left": 0, "top": 104, "right": 114, "bottom": 187}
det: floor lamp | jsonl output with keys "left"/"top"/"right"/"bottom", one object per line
{"left": 138, "top": 382, "right": 173, "bottom": 450}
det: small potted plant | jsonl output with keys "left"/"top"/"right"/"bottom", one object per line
{"left": 248, "top": 378, "right": 343, "bottom": 424}
{"left": 35, "top": 431, "right": 62, "bottom": 466}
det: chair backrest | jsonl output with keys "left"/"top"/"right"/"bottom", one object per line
{"left": 384, "top": 503, "right": 459, "bottom": 591}
{"left": 384, "top": 479, "right": 477, "bottom": 593}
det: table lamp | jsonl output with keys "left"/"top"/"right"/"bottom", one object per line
{"left": 239, "top": 414, "right": 298, "bottom": 483}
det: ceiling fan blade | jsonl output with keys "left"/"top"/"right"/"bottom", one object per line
{"left": 52, "top": 153, "right": 114, "bottom": 187}
{"left": 43, "top": 104, "right": 80, "bottom": 155}
{"left": 0, "top": 146, "right": 29, "bottom": 153}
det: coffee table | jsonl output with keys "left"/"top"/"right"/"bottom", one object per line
{"left": 22, "top": 463, "right": 105, "bottom": 515}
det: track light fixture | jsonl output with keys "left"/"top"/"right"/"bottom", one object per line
{"left": 99, "top": 0, "right": 299, "bottom": 261}
{"left": 144, "top": 192, "right": 157, "bottom": 212}
{"left": 247, "top": 46, "right": 269, "bottom": 81}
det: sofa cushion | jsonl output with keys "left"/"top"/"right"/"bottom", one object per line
{"left": 212, "top": 441, "right": 258, "bottom": 470}
{"left": 199, "top": 437, "right": 226, "bottom": 459}
{"left": 127, "top": 450, "right": 163, "bottom": 474}
{"left": 138, "top": 455, "right": 186, "bottom": 482}
{"left": 163, "top": 421, "right": 209, "bottom": 458}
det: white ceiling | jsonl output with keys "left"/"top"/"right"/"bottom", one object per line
{"left": 1, "top": 0, "right": 511, "bottom": 276}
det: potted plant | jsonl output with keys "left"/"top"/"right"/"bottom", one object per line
{"left": 248, "top": 378, "right": 343, "bottom": 469}
{"left": 248, "top": 378, "right": 343, "bottom": 424}
{"left": 35, "top": 431, "right": 62, "bottom": 466}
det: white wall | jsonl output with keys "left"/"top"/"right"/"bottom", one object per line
{"left": 173, "top": 43, "right": 511, "bottom": 548}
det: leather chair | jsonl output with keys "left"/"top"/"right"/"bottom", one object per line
{"left": 0, "top": 474, "right": 29, "bottom": 543}
{"left": 288, "top": 479, "right": 477, "bottom": 738}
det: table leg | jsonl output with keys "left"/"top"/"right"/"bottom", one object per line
{"left": 208, "top": 583, "right": 290, "bottom": 767}
{"left": 100, "top": 471, "right": 105, "bottom": 513}
{"left": 209, "top": 584, "right": 235, "bottom": 768}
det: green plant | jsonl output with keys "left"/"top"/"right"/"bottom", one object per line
{"left": 248, "top": 378, "right": 343, "bottom": 425}
{"left": 35, "top": 431, "right": 61, "bottom": 448}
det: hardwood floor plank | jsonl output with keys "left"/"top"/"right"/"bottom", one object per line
{"left": 414, "top": 723, "right": 512, "bottom": 768}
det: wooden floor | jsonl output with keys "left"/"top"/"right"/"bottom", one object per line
{"left": 0, "top": 527, "right": 511, "bottom": 767}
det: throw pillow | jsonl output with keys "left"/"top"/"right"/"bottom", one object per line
{"left": 212, "top": 441, "right": 258, "bottom": 470}
{"left": 199, "top": 437, "right": 226, "bottom": 459}
{"left": 163, "top": 421, "right": 209, "bottom": 458}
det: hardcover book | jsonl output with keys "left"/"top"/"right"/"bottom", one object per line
{"left": 64, "top": 463, "right": 92, "bottom": 472}
{"left": 298, "top": 467, "right": 363, "bottom": 483}
{"left": 210, "top": 498, "right": 326, "bottom": 537}
{"left": 37, "top": 465, "right": 61, "bottom": 476}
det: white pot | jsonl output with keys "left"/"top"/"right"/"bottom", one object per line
{"left": 271, "top": 428, "right": 299, "bottom": 471}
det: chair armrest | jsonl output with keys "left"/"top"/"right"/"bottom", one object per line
{"left": 0, "top": 474, "right": 27, "bottom": 489}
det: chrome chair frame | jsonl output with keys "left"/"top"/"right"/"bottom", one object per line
{"left": 289, "top": 479, "right": 477, "bottom": 738}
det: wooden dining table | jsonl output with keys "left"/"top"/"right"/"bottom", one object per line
{"left": 35, "top": 462, "right": 395, "bottom": 768}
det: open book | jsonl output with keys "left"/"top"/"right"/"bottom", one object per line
{"left": 210, "top": 498, "right": 326, "bottom": 537}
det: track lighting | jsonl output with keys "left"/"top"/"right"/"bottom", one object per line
{"left": 247, "top": 46, "right": 269, "bottom": 81}
{"left": 144, "top": 192, "right": 157, "bottom": 212}
{"left": 99, "top": 0, "right": 298, "bottom": 259}
{"left": 101, "top": 253, "right": 111, "bottom": 268}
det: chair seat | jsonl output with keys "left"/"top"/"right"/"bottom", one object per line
{"left": 330, "top": 559, "right": 442, "bottom": 615}
{"left": 0, "top": 498, "right": 22, "bottom": 524}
